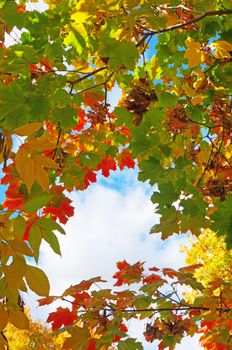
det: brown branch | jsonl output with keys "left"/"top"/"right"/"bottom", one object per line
{"left": 158, "top": 4, "right": 202, "bottom": 14}
{"left": 136, "top": 9, "right": 232, "bottom": 47}
{"left": 207, "top": 136, "right": 232, "bottom": 168}
{"left": 61, "top": 298, "right": 231, "bottom": 314}
{"left": 52, "top": 126, "right": 62, "bottom": 160}
{"left": 75, "top": 71, "right": 114, "bottom": 95}
{"left": 67, "top": 66, "right": 108, "bottom": 86}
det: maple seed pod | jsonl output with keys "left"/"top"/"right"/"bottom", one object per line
{"left": 123, "top": 77, "right": 157, "bottom": 126}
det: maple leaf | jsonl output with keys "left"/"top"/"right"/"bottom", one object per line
{"left": 15, "top": 147, "right": 58, "bottom": 191}
{"left": 47, "top": 307, "right": 77, "bottom": 331}
{"left": 38, "top": 296, "right": 57, "bottom": 306}
{"left": 162, "top": 268, "right": 178, "bottom": 278}
{"left": 117, "top": 149, "right": 135, "bottom": 170}
{"left": 184, "top": 37, "right": 206, "bottom": 67}
{"left": 113, "top": 260, "right": 144, "bottom": 286}
{"left": 63, "top": 277, "right": 105, "bottom": 296}
{"left": 74, "top": 108, "right": 87, "bottom": 131}
{"left": 84, "top": 170, "right": 97, "bottom": 188}
{"left": 3, "top": 185, "right": 24, "bottom": 211}
{"left": 210, "top": 40, "right": 232, "bottom": 59}
{"left": 43, "top": 198, "right": 74, "bottom": 224}
{"left": 97, "top": 156, "right": 117, "bottom": 177}
{"left": 142, "top": 274, "right": 164, "bottom": 285}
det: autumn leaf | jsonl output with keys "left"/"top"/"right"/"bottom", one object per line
{"left": 117, "top": 149, "right": 135, "bottom": 170}
{"left": 13, "top": 122, "right": 42, "bottom": 136}
{"left": 184, "top": 37, "right": 206, "bottom": 67}
{"left": 97, "top": 156, "right": 117, "bottom": 177}
{"left": 0, "top": 309, "right": 8, "bottom": 331}
{"left": 15, "top": 148, "right": 58, "bottom": 191}
{"left": 47, "top": 307, "right": 77, "bottom": 331}
{"left": 25, "top": 265, "right": 50, "bottom": 296}
{"left": 43, "top": 198, "right": 74, "bottom": 224}
{"left": 113, "top": 260, "right": 144, "bottom": 286}
{"left": 38, "top": 296, "right": 58, "bottom": 306}
{"left": 211, "top": 40, "right": 232, "bottom": 59}
{"left": 9, "top": 311, "right": 29, "bottom": 330}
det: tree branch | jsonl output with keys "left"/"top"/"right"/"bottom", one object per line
{"left": 136, "top": 9, "right": 232, "bottom": 47}
{"left": 67, "top": 66, "right": 108, "bottom": 86}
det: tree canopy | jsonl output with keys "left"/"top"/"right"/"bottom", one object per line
{"left": 0, "top": 0, "right": 232, "bottom": 349}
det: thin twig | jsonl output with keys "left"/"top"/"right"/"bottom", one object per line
{"left": 136, "top": 9, "right": 232, "bottom": 47}
{"left": 67, "top": 66, "right": 108, "bottom": 86}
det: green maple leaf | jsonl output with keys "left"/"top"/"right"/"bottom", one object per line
{"left": 98, "top": 38, "right": 139, "bottom": 69}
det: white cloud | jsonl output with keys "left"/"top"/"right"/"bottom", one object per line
{"left": 24, "top": 170, "right": 202, "bottom": 349}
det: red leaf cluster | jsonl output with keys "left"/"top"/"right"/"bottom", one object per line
{"left": 43, "top": 198, "right": 74, "bottom": 224}
{"left": 113, "top": 260, "right": 144, "bottom": 286}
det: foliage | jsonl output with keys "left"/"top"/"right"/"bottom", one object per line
{"left": 0, "top": 0, "right": 232, "bottom": 349}
{"left": 40, "top": 258, "right": 232, "bottom": 350}
{"left": 181, "top": 230, "right": 232, "bottom": 349}
{"left": 4, "top": 309, "right": 67, "bottom": 349}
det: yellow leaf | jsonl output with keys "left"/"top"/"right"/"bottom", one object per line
{"left": 4, "top": 256, "right": 27, "bottom": 290}
{"left": 15, "top": 148, "right": 58, "bottom": 191}
{"left": 211, "top": 40, "right": 232, "bottom": 59}
{"left": 25, "top": 265, "right": 50, "bottom": 296}
{"left": 184, "top": 37, "right": 205, "bottom": 67}
{"left": 13, "top": 123, "right": 42, "bottom": 136}
{"left": 26, "top": 133, "right": 56, "bottom": 152}
{"left": 0, "top": 309, "right": 8, "bottom": 331}
{"left": 9, "top": 311, "right": 29, "bottom": 330}
{"left": 172, "top": 138, "right": 185, "bottom": 159}
{"left": 191, "top": 95, "right": 206, "bottom": 105}
{"left": 10, "top": 239, "right": 33, "bottom": 257}
{"left": 15, "top": 148, "right": 35, "bottom": 191}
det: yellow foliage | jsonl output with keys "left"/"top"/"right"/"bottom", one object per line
{"left": 182, "top": 229, "right": 232, "bottom": 287}
{"left": 5, "top": 310, "right": 67, "bottom": 350}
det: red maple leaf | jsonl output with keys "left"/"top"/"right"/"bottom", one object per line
{"left": 97, "top": 156, "right": 117, "bottom": 177}
{"left": 74, "top": 109, "right": 87, "bottom": 132}
{"left": 72, "top": 291, "right": 91, "bottom": 309}
{"left": 84, "top": 170, "right": 97, "bottom": 188}
{"left": 47, "top": 307, "right": 77, "bottom": 331}
{"left": 149, "top": 266, "right": 160, "bottom": 272}
{"left": 113, "top": 260, "right": 144, "bottom": 286}
{"left": 117, "top": 150, "right": 135, "bottom": 170}
{"left": 38, "top": 296, "right": 57, "bottom": 306}
{"left": 2, "top": 181, "right": 24, "bottom": 211}
{"left": 3, "top": 192, "right": 24, "bottom": 211}
{"left": 178, "top": 264, "right": 203, "bottom": 272}
{"left": 43, "top": 198, "right": 74, "bottom": 224}
{"left": 119, "top": 125, "right": 131, "bottom": 137}
{"left": 83, "top": 92, "right": 104, "bottom": 108}
{"left": 162, "top": 268, "right": 178, "bottom": 278}
{"left": 142, "top": 274, "right": 164, "bottom": 285}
